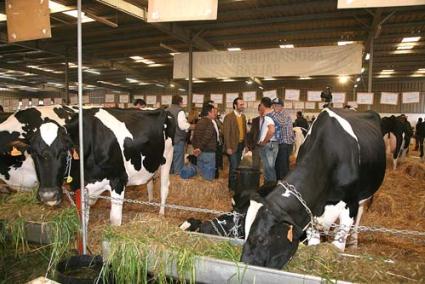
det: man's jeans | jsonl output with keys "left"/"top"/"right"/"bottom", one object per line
{"left": 198, "top": 152, "right": 216, "bottom": 181}
{"left": 275, "top": 143, "right": 293, "bottom": 180}
{"left": 259, "top": 141, "right": 279, "bottom": 183}
{"left": 171, "top": 141, "right": 185, "bottom": 175}
{"left": 228, "top": 142, "right": 245, "bottom": 190}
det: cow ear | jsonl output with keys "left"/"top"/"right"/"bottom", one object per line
{"left": 7, "top": 140, "right": 29, "bottom": 156}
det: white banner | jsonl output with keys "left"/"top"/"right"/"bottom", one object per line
{"left": 21, "top": 98, "right": 29, "bottom": 107}
{"left": 119, "top": 94, "right": 130, "bottom": 103}
{"left": 146, "top": 96, "right": 157, "bottom": 105}
{"left": 31, "top": 98, "right": 39, "bottom": 106}
{"left": 293, "top": 101, "right": 305, "bottom": 109}
{"left": 54, "top": 98, "right": 62, "bottom": 104}
{"left": 284, "top": 101, "right": 293, "bottom": 109}
{"left": 174, "top": 44, "right": 363, "bottom": 79}
{"left": 226, "top": 93, "right": 239, "bottom": 103}
{"left": 380, "top": 92, "right": 398, "bottom": 105}
{"left": 332, "top": 92, "right": 346, "bottom": 103}
{"left": 402, "top": 92, "right": 420, "bottom": 104}
{"left": 357, "top": 92, "right": 374, "bottom": 105}
{"left": 134, "top": 95, "right": 145, "bottom": 101}
{"left": 243, "top": 91, "right": 257, "bottom": 102}
{"left": 262, "top": 90, "right": 277, "bottom": 99}
{"left": 284, "top": 89, "right": 300, "bottom": 101}
{"left": 161, "top": 95, "right": 172, "bottom": 105}
{"left": 347, "top": 101, "right": 358, "bottom": 108}
{"left": 338, "top": 0, "right": 425, "bottom": 9}
{"left": 70, "top": 96, "right": 78, "bottom": 105}
{"left": 305, "top": 102, "right": 316, "bottom": 109}
{"left": 148, "top": 0, "right": 218, "bottom": 22}
{"left": 105, "top": 94, "right": 115, "bottom": 103}
{"left": 210, "top": 93, "right": 223, "bottom": 104}
{"left": 83, "top": 95, "right": 90, "bottom": 104}
{"left": 307, "top": 91, "right": 322, "bottom": 102}
{"left": 193, "top": 94, "right": 204, "bottom": 104}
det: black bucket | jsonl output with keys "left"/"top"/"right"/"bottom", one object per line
{"left": 235, "top": 167, "right": 260, "bottom": 192}
{"left": 56, "top": 255, "right": 104, "bottom": 284}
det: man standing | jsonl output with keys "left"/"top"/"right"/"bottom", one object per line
{"left": 192, "top": 104, "right": 218, "bottom": 180}
{"left": 270, "top": 98, "right": 294, "bottom": 180}
{"left": 258, "top": 97, "right": 278, "bottom": 183}
{"left": 166, "top": 95, "right": 193, "bottom": 175}
{"left": 294, "top": 111, "right": 309, "bottom": 136}
{"left": 223, "top": 97, "right": 247, "bottom": 190}
{"left": 416, "top": 117, "right": 425, "bottom": 161}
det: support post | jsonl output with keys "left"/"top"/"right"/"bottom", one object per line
{"left": 77, "top": 0, "right": 87, "bottom": 255}
{"left": 65, "top": 57, "right": 70, "bottom": 104}
{"left": 188, "top": 42, "right": 193, "bottom": 110}
{"left": 367, "top": 36, "right": 374, "bottom": 110}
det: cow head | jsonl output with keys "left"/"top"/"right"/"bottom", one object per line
{"left": 29, "top": 122, "right": 74, "bottom": 206}
{"left": 241, "top": 198, "right": 302, "bottom": 269}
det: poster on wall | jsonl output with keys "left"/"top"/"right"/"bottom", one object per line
{"left": 333, "top": 103, "right": 344, "bottom": 108}
{"left": 210, "top": 93, "right": 223, "bottom": 104}
{"left": 305, "top": 102, "right": 316, "bottom": 109}
{"left": 193, "top": 94, "right": 204, "bottom": 104}
{"left": 402, "top": 92, "right": 420, "bottom": 104}
{"left": 31, "top": 98, "right": 39, "bottom": 106}
{"left": 119, "top": 94, "right": 130, "bottom": 103}
{"left": 380, "top": 92, "right": 398, "bottom": 105}
{"left": 356, "top": 92, "right": 374, "bottom": 104}
{"left": 10, "top": 99, "right": 19, "bottom": 110}
{"left": 226, "top": 92, "right": 239, "bottom": 103}
{"left": 284, "top": 101, "right": 293, "bottom": 109}
{"left": 307, "top": 91, "right": 322, "bottom": 101}
{"left": 43, "top": 98, "right": 52, "bottom": 106}
{"left": 83, "top": 95, "right": 90, "bottom": 104}
{"left": 21, "top": 98, "right": 29, "bottom": 108}
{"left": 161, "top": 95, "right": 172, "bottom": 105}
{"left": 70, "top": 96, "right": 78, "bottom": 105}
{"left": 262, "top": 90, "right": 277, "bottom": 99}
{"left": 332, "top": 92, "right": 346, "bottom": 103}
{"left": 105, "top": 94, "right": 115, "bottom": 103}
{"left": 134, "top": 95, "right": 145, "bottom": 101}
{"left": 293, "top": 101, "right": 305, "bottom": 109}
{"left": 284, "top": 89, "right": 300, "bottom": 101}
{"left": 243, "top": 91, "right": 257, "bottom": 102}
{"left": 146, "top": 96, "right": 157, "bottom": 105}
{"left": 54, "top": 98, "right": 63, "bottom": 104}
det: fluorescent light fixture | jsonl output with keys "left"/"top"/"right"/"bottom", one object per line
{"left": 155, "top": 83, "right": 165, "bottom": 87}
{"left": 147, "top": 64, "right": 165, "bottom": 67}
{"left": 361, "top": 67, "right": 365, "bottom": 73}
{"left": 130, "top": 56, "right": 144, "bottom": 60}
{"left": 356, "top": 77, "right": 361, "bottom": 82}
{"left": 300, "top": 76, "right": 312, "bottom": 80}
{"left": 354, "top": 84, "right": 358, "bottom": 88}
{"left": 246, "top": 80, "right": 253, "bottom": 85}
{"left": 49, "top": 1, "right": 72, "bottom": 13}
{"left": 338, "top": 41, "right": 354, "bottom": 46}
{"left": 0, "top": 13, "right": 7, "bottom": 22}
{"left": 84, "top": 69, "right": 100, "bottom": 75}
{"left": 138, "top": 82, "right": 150, "bottom": 85}
{"left": 411, "top": 73, "right": 425, "bottom": 77}
{"left": 377, "top": 75, "right": 392, "bottom": 78}
{"left": 227, "top": 47, "right": 241, "bottom": 52}
{"left": 365, "top": 53, "right": 370, "bottom": 60}
{"left": 279, "top": 44, "right": 294, "bottom": 48}
{"left": 62, "top": 10, "right": 95, "bottom": 23}
{"left": 417, "top": 68, "right": 425, "bottom": 72}
{"left": 170, "top": 53, "right": 180, "bottom": 56}
{"left": 97, "top": 80, "right": 122, "bottom": 87}
{"left": 194, "top": 79, "right": 205, "bottom": 83}
{"left": 170, "top": 83, "right": 175, "bottom": 88}
{"left": 222, "top": 79, "right": 236, "bottom": 82}
{"left": 178, "top": 88, "right": 186, "bottom": 91}
{"left": 397, "top": 44, "right": 415, "bottom": 50}
{"left": 401, "top": 36, "right": 420, "bottom": 43}
{"left": 394, "top": 49, "right": 413, "bottom": 54}
{"left": 263, "top": 77, "right": 276, "bottom": 81}
{"left": 259, "top": 86, "right": 264, "bottom": 90}
{"left": 338, "top": 75, "right": 349, "bottom": 84}
{"left": 27, "top": 65, "right": 63, "bottom": 74}
{"left": 381, "top": 69, "right": 394, "bottom": 73}
{"left": 126, "top": 78, "right": 139, "bottom": 83}
{"left": 136, "top": 59, "right": 155, "bottom": 64}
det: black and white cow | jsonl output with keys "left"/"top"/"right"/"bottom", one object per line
{"left": 381, "top": 115, "right": 412, "bottom": 169}
{"left": 241, "top": 108, "right": 386, "bottom": 269}
{"left": 0, "top": 106, "right": 76, "bottom": 191}
{"left": 15, "top": 108, "right": 175, "bottom": 225}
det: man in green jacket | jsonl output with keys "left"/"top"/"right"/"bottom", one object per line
{"left": 223, "top": 97, "right": 247, "bottom": 191}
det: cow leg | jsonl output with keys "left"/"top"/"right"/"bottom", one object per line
{"left": 332, "top": 205, "right": 354, "bottom": 251}
{"left": 306, "top": 227, "right": 321, "bottom": 246}
{"left": 347, "top": 201, "right": 366, "bottom": 248}
{"left": 147, "top": 179, "right": 154, "bottom": 202}
{"left": 159, "top": 138, "right": 173, "bottom": 215}
{"left": 110, "top": 190, "right": 125, "bottom": 226}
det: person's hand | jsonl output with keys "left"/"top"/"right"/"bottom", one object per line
{"left": 226, "top": 148, "right": 233, "bottom": 155}
{"left": 259, "top": 140, "right": 267, "bottom": 146}
{"left": 193, "top": 148, "right": 201, "bottom": 157}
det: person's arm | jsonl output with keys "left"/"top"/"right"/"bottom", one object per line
{"left": 177, "top": 111, "right": 192, "bottom": 131}
{"left": 260, "top": 119, "right": 275, "bottom": 145}
{"left": 223, "top": 114, "right": 233, "bottom": 155}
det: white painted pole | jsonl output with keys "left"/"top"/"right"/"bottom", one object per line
{"left": 77, "top": 0, "right": 87, "bottom": 255}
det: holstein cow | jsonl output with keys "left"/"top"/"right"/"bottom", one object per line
{"left": 241, "top": 108, "right": 385, "bottom": 269}
{"left": 381, "top": 115, "right": 412, "bottom": 169}
{"left": 0, "top": 106, "right": 76, "bottom": 192}
{"left": 15, "top": 108, "right": 175, "bottom": 225}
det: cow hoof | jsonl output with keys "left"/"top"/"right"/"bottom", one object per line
{"left": 159, "top": 208, "right": 165, "bottom": 215}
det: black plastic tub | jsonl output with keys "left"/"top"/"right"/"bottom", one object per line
{"left": 56, "top": 255, "right": 104, "bottom": 284}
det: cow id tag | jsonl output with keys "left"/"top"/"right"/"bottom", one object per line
{"left": 66, "top": 176, "right": 73, "bottom": 183}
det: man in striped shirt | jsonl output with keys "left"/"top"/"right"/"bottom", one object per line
{"left": 270, "top": 98, "right": 295, "bottom": 180}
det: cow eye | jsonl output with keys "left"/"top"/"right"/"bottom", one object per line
{"left": 257, "top": 236, "right": 266, "bottom": 245}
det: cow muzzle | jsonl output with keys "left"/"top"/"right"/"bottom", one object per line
{"left": 38, "top": 187, "right": 62, "bottom": 206}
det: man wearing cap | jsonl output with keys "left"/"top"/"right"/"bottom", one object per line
{"left": 270, "top": 98, "right": 294, "bottom": 180}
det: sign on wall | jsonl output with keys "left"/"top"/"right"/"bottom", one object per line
{"left": 193, "top": 94, "right": 204, "bottom": 104}
{"left": 174, "top": 44, "right": 363, "bottom": 79}
{"left": 284, "top": 89, "right": 300, "bottom": 101}
{"left": 338, "top": 0, "right": 425, "bottom": 9}
{"left": 356, "top": 92, "right": 374, "bottom": 105}
{"left": 210, "top": 93, "right": 223, "bottom": 104}
{"left": 262, "top": 90, "right": 277, "bottom": 99}
{"left": 284, "top": 101, "right": 293, "bottom": 109}
{"left": 293, "top": 101, "right": 305, "bottom": 109}
{"left": 402, "top": 92, "right": 420, "bottom": 104}
{"left": 54, "top": 98, "right": 63, "bottom": 104}
{"left": 333, "top": 103, "right": 344, "bottom": 108}
{"left": 332, "top": 92, "right": 346, "bottom": 103}
{"left": 226, "top": 93, "right": 239, "bottom": 103}
{"left": 307, "top": 91, "right": 322, "bottom": 102}
{"left": 305, "top": 102, "right": 316, "bottom": 109}
{"left": 243, "top": 91, "right": 257, "bottom": 102}
{"left": 148, "top": 0, "right": 218, "bottom": 22}
{"left": 146, "top": 95, "right": 157, "bottom": 105}
{"left": 119, "top": 94, "right": 130, "bottom": 103}
{"left": 380, "top": 92, "right": 398, "bottom": 105}
{"left": 105, "top": 94, "right": 115, "bottom": 103}
{"left": 43, "top": 98, "right": 52, "bottom": 106}
{"left": 161, "top": 95, "right": 172, "bottom": 105}
{"left": 347, "top": 101, "right": 358, "bottom": 108}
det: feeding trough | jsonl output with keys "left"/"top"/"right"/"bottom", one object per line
{"left": 56, "top": 255, "right": 104, "bottom": 284}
